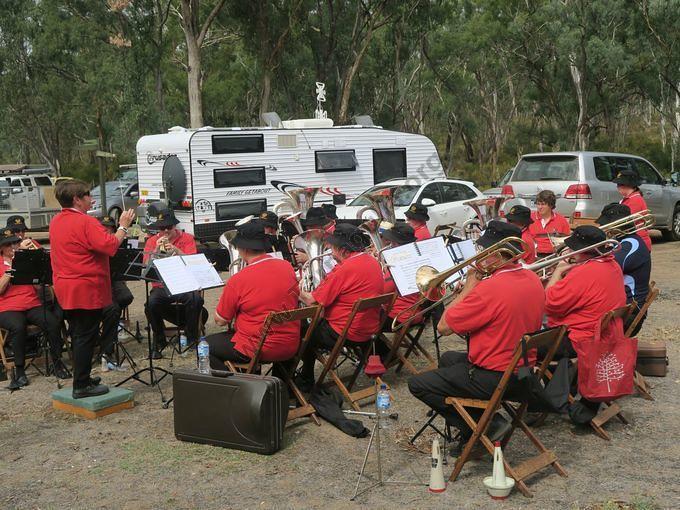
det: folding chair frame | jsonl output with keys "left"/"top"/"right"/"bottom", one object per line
{"left": 381, "top": 317, "right": 436, "bottom": 376}
{"left": 446, "top": 325, "right": 569, "bottom": 498}
{"left": 0, "top": 325, "right": 47, "bottom": 377}
{"left": 626, "top": 282, "right": 659, "bottom": 401}
{"left": 314, "top": 293, "right": 395, "bottom": 411}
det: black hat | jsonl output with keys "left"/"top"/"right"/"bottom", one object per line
{"left": 613, "top": 169, "right": 641, "bottom": 188}
{"left": 564, "top": 225, "right": 606, "bottom": 252}
{"left": 477, "top": 220, "right": 522, "bottom": 250}
{"left": 326, "top": 223, "right": 365, "bottom": 252}
{"left": 231, "top": 219, "right": 272, "bottom": 251}
{"left": 148, "top": 208, "right": 180, "bottom": 229}
{"left": 505, "top": 205, "right": 533, "bottom": 227}
{"left": 595, "top": 203, "right": 631, "bottom": 226}
{"left": 100, "top": 215, "right": 117, "bottom": 228}
{"left": 258, "top": 211, "right": 279, "bottom": 229}
{"left": 404, "top": 203, "right": 429, "bottom": 222}
{"left": 321, "top": 203, "right": 338, "bottom": 220}
{"left": 0, "top": 228, "right": 21, "bottom": 247}
{"left": 6, "top": 215, "right": 27, "bottom": 232}
{"left": 304, "top": 207, "right": 329, "bottom": 228}
{"left": 381, "top": 223, "right": 416, "bottom": 245}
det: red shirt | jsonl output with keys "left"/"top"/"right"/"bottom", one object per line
{"left": 383, "top": 270, "right": 422, "bottom": 325}
{"left": 413, "top": 223, "right": 432, "bottom": 241}
{"left": 0, "top": 260, "right": 41, "bottom": 312}
{"left": 50, "top": 208, "right": 120, "bottom": 310}
{"left": 620, "top": 191, "right": 652, "bottom": 251}
{"left": 528, "top": 211, "right": 571, "bottom": 254}
{"left": 144, "top": 231, "right": 198, "bottom": 288}
{"left": 444, "top": 266, "right": 545, "bottom": 371}
{"left": 521, "top": 227, "right": 537, "bottom": 264}
{"left": 546, "top": 256, "right": 626, "bottom": 345}
{"left": 216, "top": 255, "right": 300, "bottom": 361}
{"left": 312, "top": 252, "right": 385, "bottom": 342}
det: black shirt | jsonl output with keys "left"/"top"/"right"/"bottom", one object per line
{"left": 613, "top": 233, "right": 651, "bottom": 307}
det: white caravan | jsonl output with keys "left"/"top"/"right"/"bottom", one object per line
{"left": 136, "top": 119, "right": 445, "bottom": 241}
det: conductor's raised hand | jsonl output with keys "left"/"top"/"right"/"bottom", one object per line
{"left": 119, "top": 209, "right": 136, "bottom": 228}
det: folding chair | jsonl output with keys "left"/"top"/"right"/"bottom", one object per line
{"left": 0, "top": 325, "right": 46, "bottom": 378}
{"left": 225, "top": 305, "right": 323, "bottom": 425}
{"left": 381, "top": 317, "right": 436, "bottom": 375}
{"left": 446, "top": 325, "right": 568, "bottom": 498}
{"left": 314, "top": 293, "right": 395, "bottom": 411}
{"left": 626, "top": 282, "right": 659, "bottom": 401}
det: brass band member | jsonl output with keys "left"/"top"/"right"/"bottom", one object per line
{"left": 614, "top": 169, "right": 652, "bottom": 251}
{"left": 505, "top": 205, "right": 536, "bottom": 263}
{"left": 258, "top": 211, "right": 293, "bottom": 263}
{"left": 99, "top": 216, "right": 135, "bottom": 370}
{"left": 405, "top": 203, "right": 431, "bottom": 240}
{"left": 595, "top": 204, "right": 651, "bottom": 335}
{"left": 297, "top": 223, "right": 384, "bottom": 388}
{"left": 143, "top": 208, "right": 203, "bottom": 359}
{"left": 50, "top": 179, "right": 135, "bottom": 398}
{"left": 0, "top": 229, "right": 69, "bottom": 389}
{"left": 408, "top": 221, "right": 545, "bottom": 453}
{"left": 207, "top": 220, "right": 300, "bottom": 370}
{"left": 527, "top": 190, "right": 570, "bottom": 256}
{"left": 6, "top": 215, "right": 42, "bottom": 249}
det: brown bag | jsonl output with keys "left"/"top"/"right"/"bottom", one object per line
{"left": 636, "top": 341, "right": 668, "bottom": 377}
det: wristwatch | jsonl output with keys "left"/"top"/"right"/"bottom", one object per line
{"left": 117, "top": 226, "right": 129, "bottom": 234}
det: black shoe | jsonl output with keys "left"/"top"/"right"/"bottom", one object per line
{"left": 89, "top": 376, "right": 102, "bottom": 386}
{"left": 486, "top": 415, "right": 513, "bottom": 443}
{"left": 151, "top": 349, "right": 163, "bottom": 360}
{"left": 293, "top": 374, "right": 314, "bottom": 393}
{"left": 448, "top": 435, "right": 483, "bottom": 458}
{"left": 72, "top": 384, "right": 109, "bottom": 399}
{"left": 8, "top": 373, "right": 29, "bottom": 390}
{"left": 52, "top": 360, "right": 71, "bottom": 380}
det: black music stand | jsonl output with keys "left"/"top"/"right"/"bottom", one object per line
{"left": 115, "top": 251, "right": 172, "bottom": 405}
{"left": 110, "top": 248, "right": 143, "bottom": 344}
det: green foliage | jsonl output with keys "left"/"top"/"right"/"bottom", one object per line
{"left": 0, "top": 0, "right": 678, "bottom": 183}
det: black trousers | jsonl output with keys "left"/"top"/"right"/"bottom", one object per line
{"left": 408, "top": 351, "right": 522, "bottom": 437}
{"left": 145, "top": 287, "right": 204, "bottom": 343}
{"left": 66, "top": 308, "right": 103, "bottom": 389}
{"left": 0, "top": 306, "right": 64, "bottom": 368}
{"left": 206, "top": 331, "right": 293, "bottom": 379}
{"left": 100, "top": 282, "right": 134, "bottom": 356}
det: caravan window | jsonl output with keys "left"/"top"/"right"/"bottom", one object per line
{"left": 373, "top": 148, "right": 406, "bottom": 183}
{"left": 213, "top": 167, "right": 266, "bottom": 188}
{"left": 34, "top": 176, "right": 53, "bottom": 186}
{"left": 212, "top": 135, "right": 264, "bottom": 154}
{"left": 215, "top": 199, "right": 267, "bottom": 221}
{"left": 315, "top": 150, "right": 357, "bottom": 173}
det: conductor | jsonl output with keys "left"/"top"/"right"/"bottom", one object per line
{"left": 50, "top": 179, "right": 135, "bottom": 398}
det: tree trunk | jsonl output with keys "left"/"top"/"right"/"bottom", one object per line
{"left": 259, "top": 67, "right": 272, "bottom": 119}
{"left": 570, "top": 58, "right": 588, "bottom": 150}
{"left": 186, "top": 38, "right": 203, "bottom": 128}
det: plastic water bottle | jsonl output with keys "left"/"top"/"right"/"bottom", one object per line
{"left": 179, "top": 334, "right": 188, "bottom": 356}
{"left": 197, "top": 337, "right": 210, "bottom": 375}
{"left": 376, "top": 384, "right": 391, "bottom": 428}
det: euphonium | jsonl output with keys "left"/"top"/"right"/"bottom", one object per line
{"left": 356, "top": 187, "right": 397, "bottom": 225}
{"left": 219, "top": 230, "right": 245, "bottom": 275}
{"left": 273, "top": 186, "right": 320, "bottom": 235}
{"left": 460, "top": 196, "right": 508, "bottom": 240}
{"left": 300, "top": 228, "right": 327, "bottom": 292}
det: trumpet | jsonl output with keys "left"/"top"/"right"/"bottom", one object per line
{"left": 21, "top": 238, "right": 39, "bottom": 250}
{"left": 391, "top": 236, "right": 528, "bottom": 331}
{"left": 524, "top": 239, "right": 621, "bottom": 281}
{"left": 600, "top": 210, "right": 654, "bottom": 238}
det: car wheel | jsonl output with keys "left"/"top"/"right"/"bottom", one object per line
{"left": 661, "top": 205, "right": 680, "bottom": 242}
{"left": 108, "top": 207, "right": 122, "bottom": 223}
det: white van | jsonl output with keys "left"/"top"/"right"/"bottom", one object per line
{"left": 136, "top": 119, "right": 445, "bottom": 241}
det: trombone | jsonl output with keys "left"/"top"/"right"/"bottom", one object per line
{"left": 391, "top": 236, "right": 528, "bottom": 331}
{"left": 524, "top": 239, "right": 621, "bottom": 281}
{"left": 601, "top": 210, "right": 654, "bottom": 238}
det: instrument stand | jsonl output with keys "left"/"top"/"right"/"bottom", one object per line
{"left": 409, "top": 410, "right": 455, "bottom": 466}
{"left": 115, "top": 254, "right": 171, "bottom": 406}
{"left": 345, "top": 410, "right": 426, "bottom": 501}
{"left": 111, "top": 332, "right": 138, "bottom": 372}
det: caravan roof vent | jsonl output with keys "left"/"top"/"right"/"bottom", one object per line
{"left": 281, "top": 118, "right": 334, "bottom": 129}
{"left": 353, "top": 115, "right": 374, "bottom": 126}
{"left": 261, "top": 112, "right": 283, "bottom": 128}
{"left": 168, "top": 126, "right": 187, "bottom": 132}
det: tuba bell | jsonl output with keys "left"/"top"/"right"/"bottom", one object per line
{"left": 356, "top": 187, "right": 397, "bottom": 252}
{"left": 219, "top": 230, "right": 245, "bottom": 275}
{"left": 299, "top": 228, "right": 327, "bottom": 292}
{"left": 460, "top": 196, "right": 508, "bottom": 240}
{"left": 273, "top": 186, "right": 320, "bottom": 235}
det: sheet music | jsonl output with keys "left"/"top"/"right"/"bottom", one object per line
{"left": 382, "top": 237, "right": 457, "bottom": 296}
{"left": 447, "top": 239, "right": 477, "bottom": 280}
{"left": 182, "top": 253, "right": 224, "bottom": 290}
{"left": 127, "top": 238, "right": 139, "bottom": 249}
{"left": 153, "top": 257, "right": 198, "bottom": 295}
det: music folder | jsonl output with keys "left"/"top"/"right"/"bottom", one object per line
{"left": 381, "top": 237, "right": 475, "bottom": 297}
{"left": 152, "top": 253, "right": 224, "bottom": 296}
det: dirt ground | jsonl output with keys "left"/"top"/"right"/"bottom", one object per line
{"left": 0, "top": 237, "right": 678, "bottom": 510}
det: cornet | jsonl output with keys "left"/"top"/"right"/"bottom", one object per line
{"left": 391, "top": 236, "right": 528, "bottom": 330}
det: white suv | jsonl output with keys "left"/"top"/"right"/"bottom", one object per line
{"left": 335, "top": 178, "right": 485, "bottom": 233}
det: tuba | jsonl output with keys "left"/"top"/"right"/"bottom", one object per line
{"left": 219, "top": 230, "right": 245, "bottom": 275}
{"left": 356, "top": 187, "right": 397, "bottom": 252}
{"left": 273, "top": 186, "right": 320, "bottom": 235}
{"left": 460, "top": 196, "right": 508, "bottom": 240}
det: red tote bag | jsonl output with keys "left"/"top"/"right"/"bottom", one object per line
{"left": 574, "top": 322, "right": 637, "bottom": 402}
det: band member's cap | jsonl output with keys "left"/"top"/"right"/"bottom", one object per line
{"left": 326, "top": 223, "right": 365, "bottom": 252}
{"left": 6, "top": 215, "right": 27, "bottom": 232}
{"left": 321, "top": 203, "right": 338, "bottom": 220}
{"left": 613, "top": 169, "right": 641, "bottom": 188}
{"left": 258, "top": 211, "right": 279, "bottom": 229}
{"left": 476, "top": 220, "right": 522, "bottom": 250}
{"left": 381, "top": 223, "right": 416, "bottom": 245}
{"left": 505, "top": 205, "right": 533, "bottom": 227}
{"left": 595, "top": 203, "right": 632, "bottom": 226}
{"left": 148, "top": 208, "right": 180, "bottom": 229}
{"left": 404, "top": 203, "right": 429, "bottom": 222}
{"left": 100, "top": 215, "right": 117, "bottom": 228}
{"left": 0, "top": 228, "right": 21, "bottom": 247}
{"left": 231, "top": 219, "right": 272, "bottom": 251}
{"left": 304, "top": 207, "right": 329, "bottom": 228}
{"left": 563, "top": 225, "right": 607, "bottom": 252}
